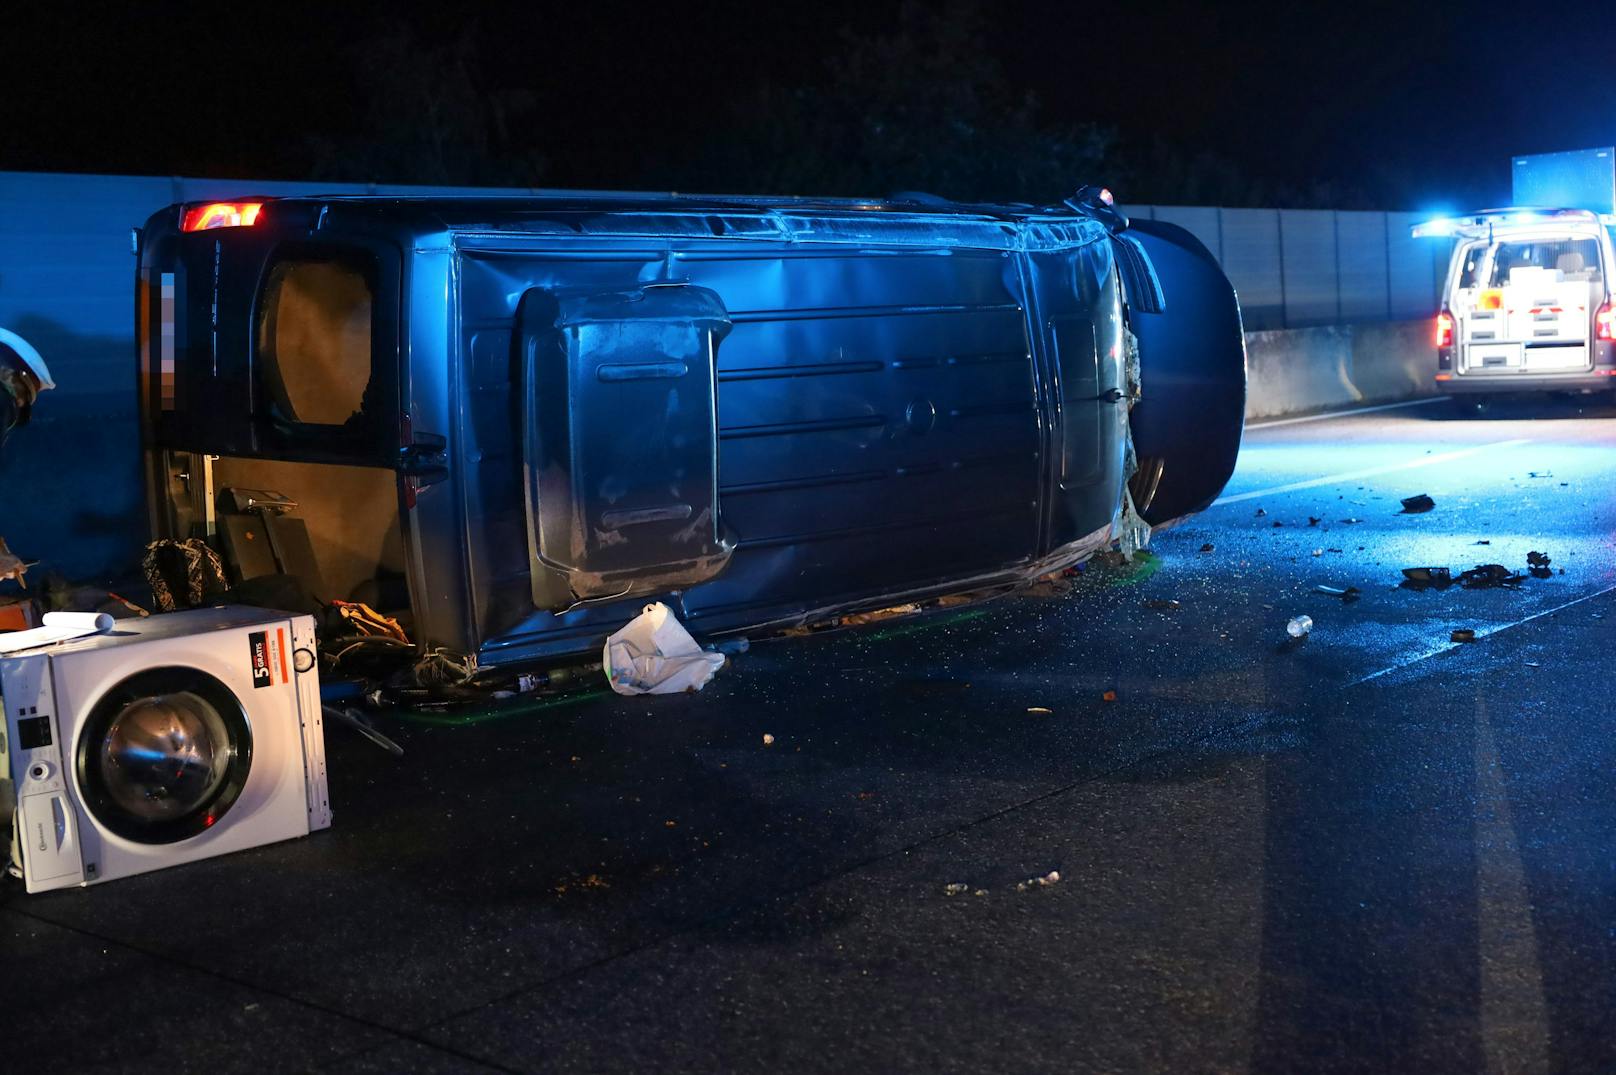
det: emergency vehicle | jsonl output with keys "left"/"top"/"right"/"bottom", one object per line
{"left": 1415, "top": 148, "right": 1616, "bottom": 398}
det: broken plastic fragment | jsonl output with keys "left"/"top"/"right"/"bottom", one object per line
{"left": 1102, "top": 689, "right": 1117, "bottom": 702}
{"left": 762, "top": 733, "right": 775, "bottom": 746}
{"left": 944, "top": 883, "right": 970, "bottom": 897}
{"left": 1312, "top": 585, "right": 1360, "bottom": 601}
{"left": 1027, "top": 706, "right": 1053, "bottom": 714}
{"left": 1399, "top": 494, "right": 1435, "bottom": 514}
{"left": 1450, "top": 629, "right": 1477, "bottom": 643}
{"left": 1401, "top": 566, "right": 1453, "bottom": 590}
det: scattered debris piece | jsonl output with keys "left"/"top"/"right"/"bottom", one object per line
{"left": 1399, "top": 494, "right": 1435, "bottom": 514}
{"left": 1340, "top": 518, "right": 1361, "bottom": 524}
{"left": 664, "top": 819, "right": 678, "bottom": 828}
{"left": 1527, "top": 471, "right": 1554, "bottom": 478}
{"left": 1102, "top": 689, "right": 1117, "bottom": 702}
{"left": 1026, "top": 706, "right": 1053, "bottom": 714}
{"left": 1527, "top": 551, "right": 1553, "bottom": 578}
{"left": 1015, "top": 871, "right": 1062, "bottom": 892}
{"left": 1308, "top": 516, "right": 1321, "bottom": 527}
{"left": 1458, "top": 564, "right": 1522, "bottom": 589}
{"left": 0, "top": 537, "right": 33, "bottom": 588}
{"left": 1524, "top": 661, "right": 1541, "bottom": 668}
{"left": 762, "top": 733, "right": 775, "bottom": 746}
{"left": 1199, "top": 542, "right": 1215, "bottom": 553}
{"left": 1255, "top": 508, "right": 1267, "bottom": 517}
{"left": 1141, "top": 598, "right": 1181, "bottom": 610}
{"left": 1474, "top": 539, "right": 1491, "bottom": 545}
{"left": 1286, "top": 615, "right": 1313, "bottom": 638}
{"left": 1450, "top": 629, "right": 1477, "bottom": 643}
{"left": 840, "top": 602, "right": 925, "bottom": 625}
{"left": 973, "top": 888, "right": 989, "bottom": 897}
{"left": 1312, "top": 548, "right": 1324, "bottom": 557}
{"left": 944, "top": 883, "right": 970, "bottom": 897}
{"left": 604, "top": 602, "right": 726, "bottom": 695}
{"left": 1272, "top": 521, "right": 1285, "bottom": 528}
{"left": 1401, "top": 566, "right": 1453, "bottom": 590}
{"left": 1313, "top": 585, "right": 1361, "bottom": 601}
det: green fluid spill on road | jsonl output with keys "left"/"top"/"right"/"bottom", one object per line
{"left": 868, "top": 608, "right": 990, "bottom": 641}
{"left": 394, "top": 688, "right": 611, "bottom": 727}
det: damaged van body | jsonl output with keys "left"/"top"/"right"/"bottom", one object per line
{"left": 136, "top": 189, "right": 1245, "bottom": 667}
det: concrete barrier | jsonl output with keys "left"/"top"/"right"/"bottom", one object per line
{"left": 1243, "top": 318, "right": 1437, "bottom": 420}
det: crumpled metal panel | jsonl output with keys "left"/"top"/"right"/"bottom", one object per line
{"left": 519, "top": 284, "right": 733, "bottom": 605}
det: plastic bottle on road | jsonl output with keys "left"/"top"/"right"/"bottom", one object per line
{"left": 1286, "top": 615, "right": 1313, "bottom": 638}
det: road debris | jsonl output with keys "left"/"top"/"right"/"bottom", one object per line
{"left": 1015, "top": 871, "right": 1062, "bottom": 892}
{"left": 762, "top": 733, "right": 775, "bottom": 746}
{"left": 1527, "top": 551, "right": 1552, "bottom": 578}
{"left": 944, "top": 883, "right": 970, "bottom": 897}
{"left": 1401, "top": 566, "right": 1453, "bottom": 590}
{"left": 1272, "top": 521, "right": 1285, "bottom": 528}
{"left": 1399, "top": 494, "right": 1435, "bottom": 514}
{"left": 1026, "top": 706, "right": 1053, "bottom": 714}
{"left": 1341, "top": 517, "right": 1361, "bottom": 524}
{"left": 1255, "top": 508, "right": 1267, "bottom": 517}
{"left": 1459, "top": 564, "right": 1522, "bottom": 589}
{"left": 1474, "top": 539, "right": 1491, "bottom": 545}
{"left": 1102, "top": 689, "right": 1117, "bottom": 702}
{"left": 974, "top": 888, "right": 989, "bottom": 897}
{"left": 1312, "top": 548, "right": 1324, "bottom": 557}
{"left": 1308, "top": 516, "right": 1321, "bottom": 527}
{"left": 1527, "top": 471, "right": 1554, "bottom": 478}
{"left": 1451, "top": 629, "right": 1477, "bottom": 643}
{"left": 1140, "top": 598, "right": 1181, "bottom": 610}
{"left": 0, "top": 537, "right": 32, "bottom": 588}
{"left": 603, "top": 602, "right": 726, "bottom": 695}
{"left": 1199, "top": 542, "right": 1215, "bottom": 553}
{"left": 1286, "top": 615, "right": 1313, "bottom": 638}
{"left": 1312, "top": 585, "right": 1360, "bottom": 601}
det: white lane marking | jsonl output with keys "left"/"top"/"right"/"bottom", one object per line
{"left": 1350, "top": 580, "right": 1616, "bottom": 686}
{"left": 1245, "top": 396, "right": 1446, "bottom": 430}
{"left": 1474, "top": 702, "right": 1551, "bottom": 1071}
{"left": 1213, "top": 438, "right": 1531, "bottom": 506}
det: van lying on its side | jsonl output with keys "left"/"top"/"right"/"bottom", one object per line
{"left": 135, "top": 187, "right": 1246, "bottom": 668}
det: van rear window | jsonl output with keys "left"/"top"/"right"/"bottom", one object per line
{"left": 257, "top": 259, "right": 374, "bottom": 427}
{"left": 1488, "top": 238, "right": 1603, "bottom": 286}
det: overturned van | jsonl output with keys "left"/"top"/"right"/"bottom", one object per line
{"left": 136, "top": 189, "right": 1245, "bottom": 667}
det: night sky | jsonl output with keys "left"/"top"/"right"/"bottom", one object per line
{"left": 7, "top": 0, "right": 1613, "bottom": 210}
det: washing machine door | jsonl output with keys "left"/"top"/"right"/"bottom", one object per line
{"left": 75, "top": 666, "right": 254, "bottom": 844}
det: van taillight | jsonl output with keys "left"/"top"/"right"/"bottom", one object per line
{"left": 1597, "top": 301, "right": 1615, "bottom": 341}
{"left": 1435, "top": 311, "right": 1454, "bottom": 348}
{"left": 181, "top": 201, "right": 264, "bottom": 232}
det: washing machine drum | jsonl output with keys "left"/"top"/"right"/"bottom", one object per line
{"left": 76, "top": 667, "right": 253, "bottom": 844}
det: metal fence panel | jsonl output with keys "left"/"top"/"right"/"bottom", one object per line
{"left": 1277, "top": 209, "right": 1337, "bottom": 327}
{"left": 1217, "top": 208, "right": 1285, "bottom": 330}
{"left": 1336, "top": 211, "right": 1391, "bottom": 322}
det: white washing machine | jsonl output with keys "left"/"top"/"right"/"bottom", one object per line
{"left": 2, "top": 606, "right": 331, "bottom": 893}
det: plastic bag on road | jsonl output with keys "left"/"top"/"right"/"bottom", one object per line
{"left": 603, "top": 602, "right": 725, "bottom": 696}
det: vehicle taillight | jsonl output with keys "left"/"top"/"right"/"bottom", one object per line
{"left": 181, "top": 201, "right": 264, "bottom": 232}
{"left": 1435, "top": 311, "right": 1454, "bottom": 348}
{"left": 1597, "top": 301, "right": 1616, "bottom": 341}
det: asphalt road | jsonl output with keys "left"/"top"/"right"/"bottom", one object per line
{"left": 7, "top": 394, "right": 1616, "bottom": 1073}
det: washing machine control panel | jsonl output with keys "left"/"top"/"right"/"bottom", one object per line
{"left": 3, "top": 656, "right": 65, "bottom": 794}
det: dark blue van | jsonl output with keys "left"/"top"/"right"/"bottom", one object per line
{"left": 135, "top": 189, "right": 1245, "bottom": 667}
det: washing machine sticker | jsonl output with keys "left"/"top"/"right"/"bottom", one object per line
{"left": 248, "top": 628, "right": 289, "bottom": 689}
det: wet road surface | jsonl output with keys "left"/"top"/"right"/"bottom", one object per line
{"left": 7, "top": 395, "right": 1616, "bottom": 1073}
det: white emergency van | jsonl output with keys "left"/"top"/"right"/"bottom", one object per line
{"left": 1415, "top": 149, "right": 1616, "bottom": 399}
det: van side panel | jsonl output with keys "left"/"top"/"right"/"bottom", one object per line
{"left": 449, "top": 240, "right": 1052, "bottom": 652}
